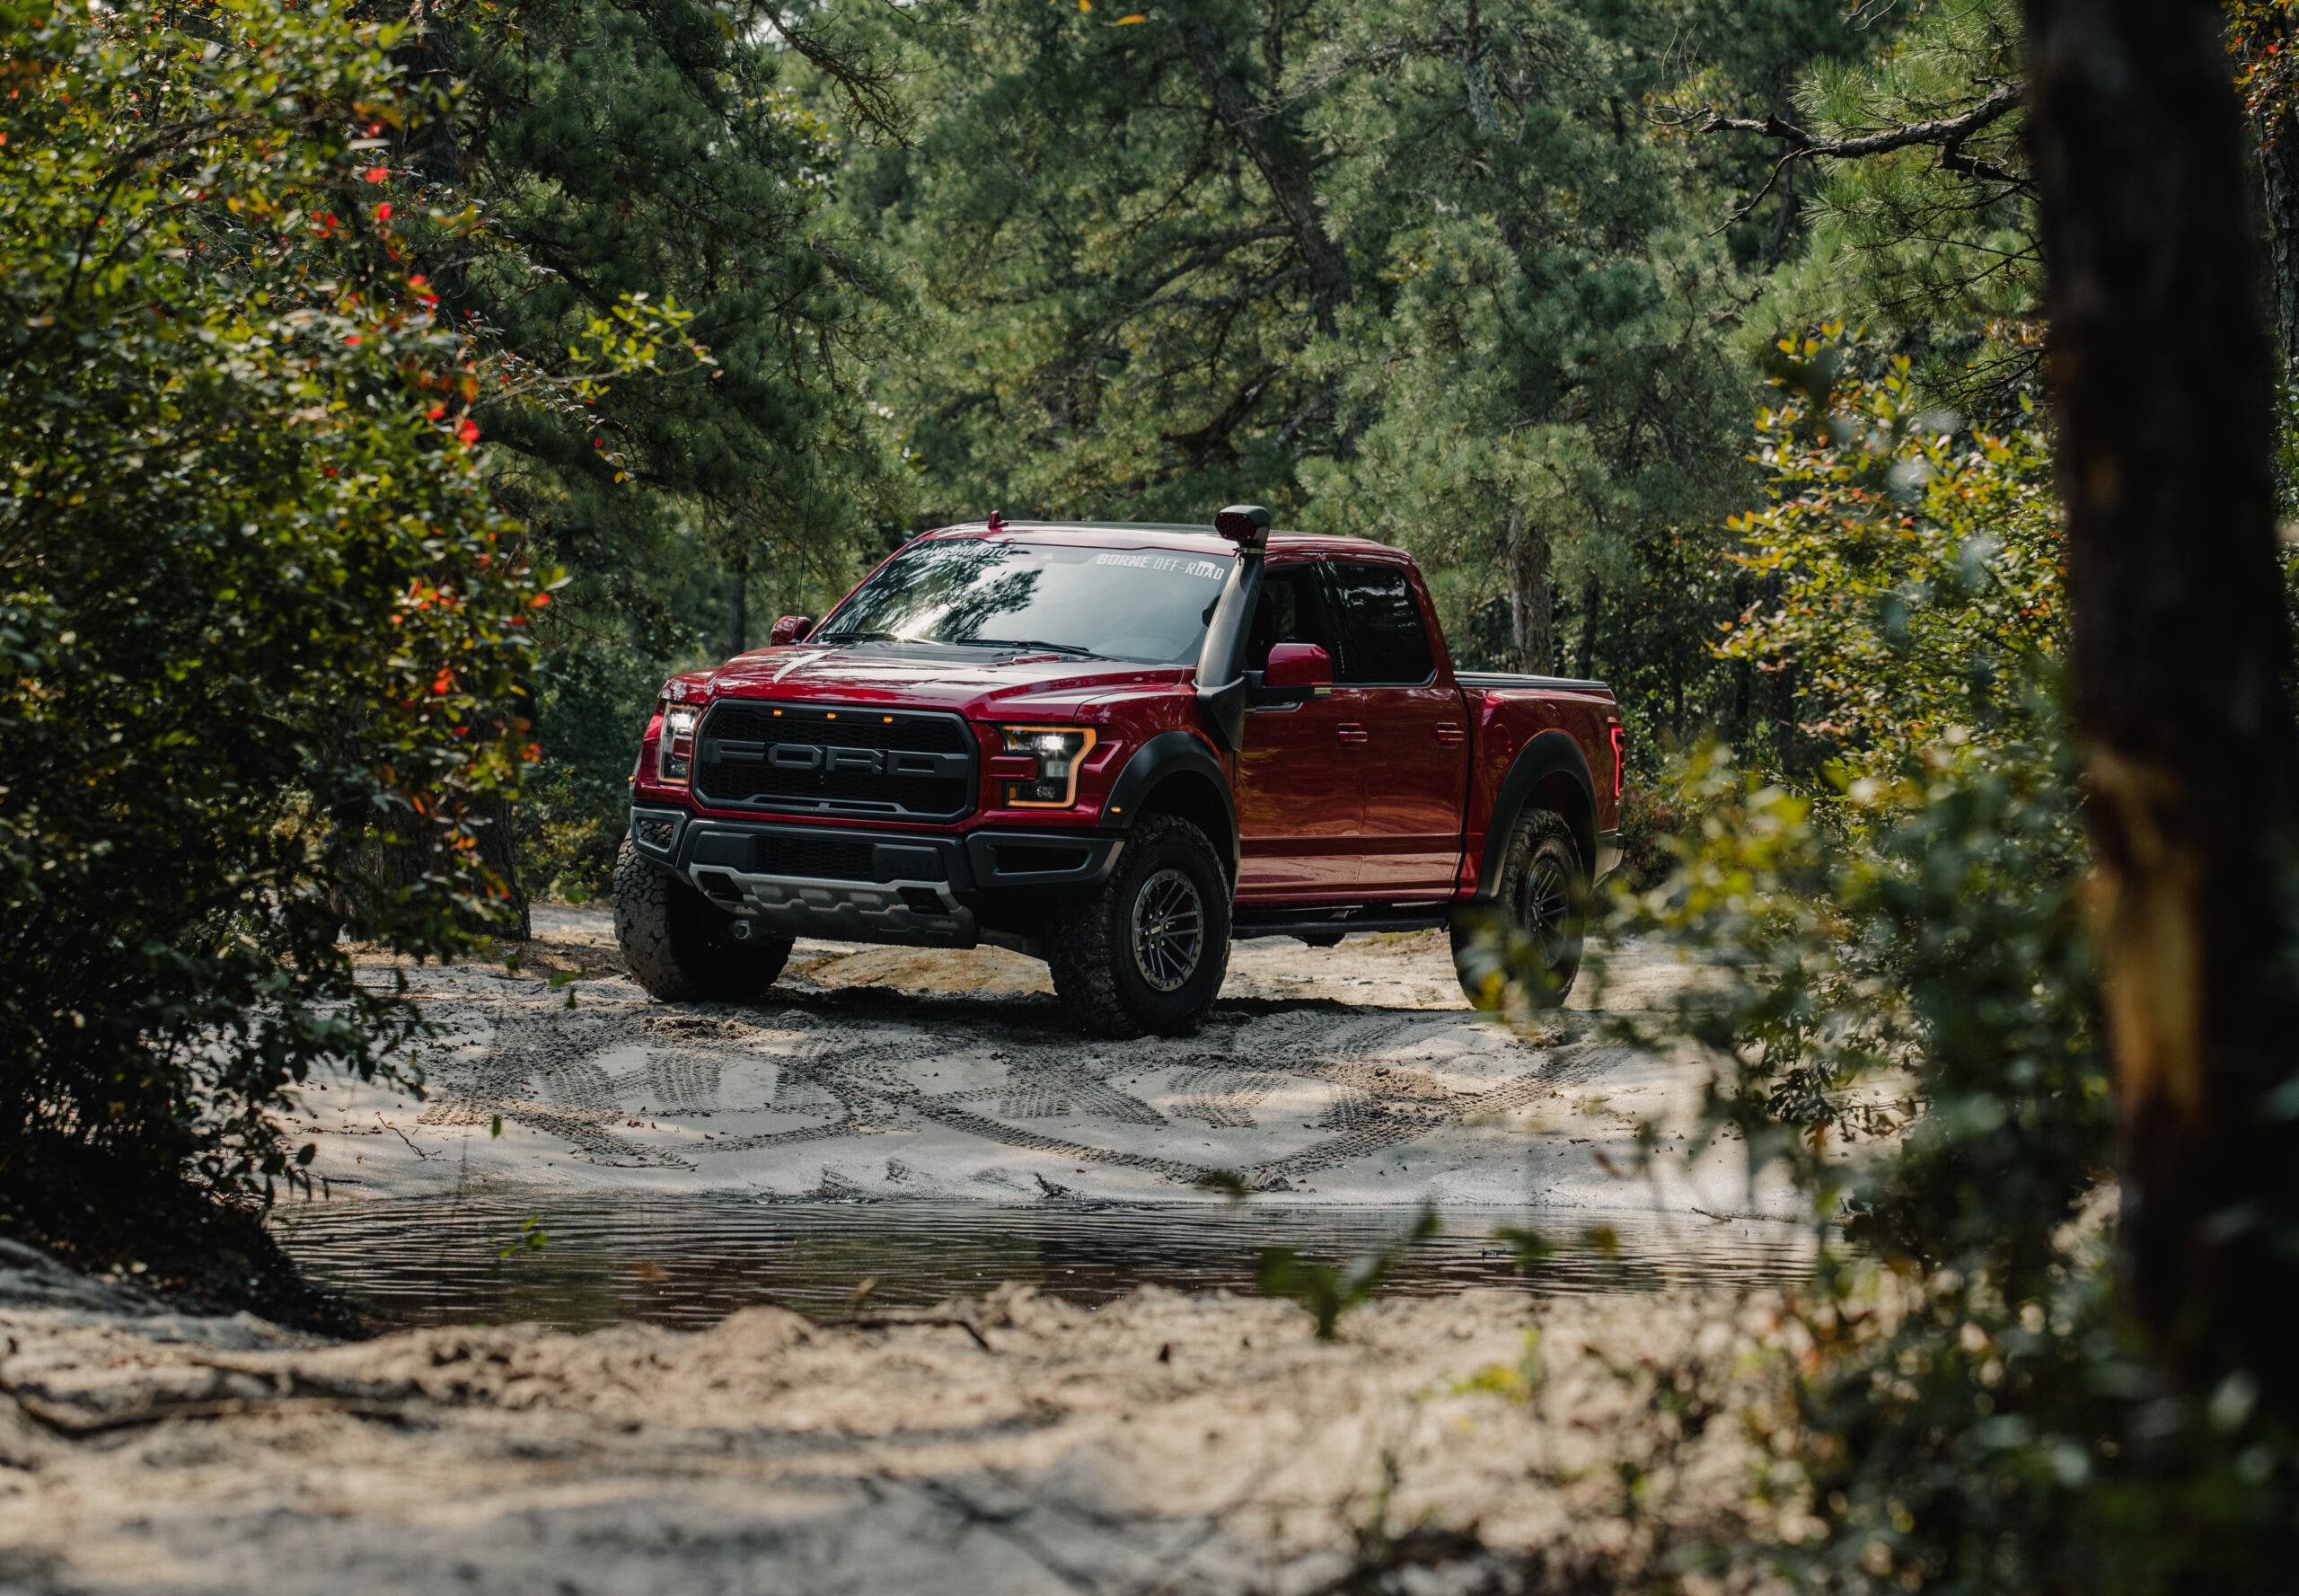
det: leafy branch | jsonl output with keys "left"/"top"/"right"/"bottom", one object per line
{"left": 1703, "top": 81, "right": 2028, "bottom": 228}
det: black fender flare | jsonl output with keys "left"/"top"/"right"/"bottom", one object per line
{"left": 1475, "top": 730, "right": 1598, "bottom": 898}
{"left": 1104, "top": 729, "right": 1238, "bottom": 863}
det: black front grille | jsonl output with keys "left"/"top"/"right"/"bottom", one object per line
{"left": 693, "top": 702, "right": 976, "bottom": 821}
{"left": 706, "top": 705, "right": 971, "bottom": 753}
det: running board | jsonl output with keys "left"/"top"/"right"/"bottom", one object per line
{"left": 1231, "top": 905, "right": 1453, "bottom": 941}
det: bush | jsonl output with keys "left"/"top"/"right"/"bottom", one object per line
{"left": 1617, "top": 733, "right": 2299, "bottom": 1594}
{"left": 0, "top": 0, "right": 543, "bottom": 1220}
{"left": 1613, "top": 778, "right": 1695, "bottom": 893}
{"left": 1722, "top": 330, "right": 2060, "bottom": 780}
{"left": 1584, "top": 338, "right": 2299, "bottom": 1592}
{"left": 524, "top": 637, "right": 658, "bottom": 902}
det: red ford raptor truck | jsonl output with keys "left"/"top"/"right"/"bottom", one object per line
{"left": 614, "top": 505, "right": 1625, "bottom": 1036}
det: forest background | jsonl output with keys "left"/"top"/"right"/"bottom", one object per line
{"left": 503, "top": 0, "right": 2067, "bottom": 899}
{"left": 11, "top": 0, "right": 2299, "bottom": 1589}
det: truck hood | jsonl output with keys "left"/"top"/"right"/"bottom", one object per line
{"left": 673, "top": 643, "right": 1194, "bottom": 721}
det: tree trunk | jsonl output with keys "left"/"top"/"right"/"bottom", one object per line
{"left": 2253, "top": 8, "right": 2299, "bottom": 375}
{"left": 1573, "top": 572, "right": 1602, "bottom": 682}
{"left": 1762, "top": 160, "right": 1801, "bottom": 273}
{"left": 396, "top": 0, "right": 467, "bottom": 294}
{"left": 728, "top": 547, "right": 749, "bottom": 660}
{"left": 1183, "top": 22, "right": 1352, "bottom": 337}
{"left": 2262, "top": 126, "right": 2299, "bottom": 375}
{"left": 1503, "top": 507, "right": 1553, "bottom": 674}
{"left": 473, "top": 792, "right": 531, "bottom": 941}
{"left": 1731, "top": 574, "right": 1755, "bottom": 737}
{"left": 2026, "top": 0, "right": 2299, "bottom": 1402}
{"left": 1761, "top": 571, "right": 1798, "bottom": 772}
{"left": 1771, "top": 663, "right": 1799, "bottom": 774}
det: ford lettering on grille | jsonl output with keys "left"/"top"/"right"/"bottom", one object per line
{"left": 691, "top": 703, "right": 976, "bottom": 820}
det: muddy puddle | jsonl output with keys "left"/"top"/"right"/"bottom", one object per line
{"left": 271, "top": 1196, "right": 1815, "bottom": 1332}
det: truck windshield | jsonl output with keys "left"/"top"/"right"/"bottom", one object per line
{"left": 814, "top": 539, "right": 1234, "bottom": 665}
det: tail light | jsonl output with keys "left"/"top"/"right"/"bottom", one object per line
{"left": 1608, "top": 723, "right": 1625, "bottom": 801}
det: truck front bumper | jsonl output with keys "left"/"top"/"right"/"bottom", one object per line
{"left": 628, "top": 807, "right": 1123, "bottom": 950}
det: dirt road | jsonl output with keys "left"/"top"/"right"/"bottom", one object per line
{"left": 0, "top": 1239, "right": 1790, "bottom": 1596}
{"left": 300, "top": 908, "right": 1788, "bottom": 1219}
{"left": 0, "top": 919, "right": 1807, "bottom": 1595}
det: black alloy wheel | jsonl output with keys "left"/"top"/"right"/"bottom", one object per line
{"left": 1515, "top": 847, "right": 1577, "bottom": 971}
{"left": 1449, "top": 807, "right": 1587, "bottom": 1010}
{"left": 1047, "top": 813, "right": 1232, "bottom": 1036}
{"left": 1130, "top": 867, "right": 1206, "bottom": 992}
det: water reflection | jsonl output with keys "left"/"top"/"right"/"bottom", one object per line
{"left": 272, "top": 1197, "right": 1815, "bottom": 1334}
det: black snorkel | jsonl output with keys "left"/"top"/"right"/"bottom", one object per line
{"left": 1194, "top": 503, "right": 1271, "bottom": 753}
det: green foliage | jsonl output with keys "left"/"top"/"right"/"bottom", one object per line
{"left": 2229, "top": 0, "right": 2299, "bottom": 137}
{"left": 1618, "top": 731, "right": 2299, "bottom": 1593}
{"left": 828, "top": 0, "right": 1342, "bottom": 523}
{"left": 1586, "top": 358, "right": 2299, "bottom": 1589}
{"left": 401, "top": 0, "right": 909, "bottom": 876}
{"left": 1257, "top": 1206, "right": 1440, "bottom": 1340}
{"left": 824, "top": 0, "right": 1851, "bottom": 736}
{"left": 1723, "top": 331, "right": 2061, "bottom": 776}
{"left": 1294, "top": 0, "right": 1757, "bottom": 677}
{"left": 1757, "top": 0, "right": 2037, "bottom": 410}
{"left": 1618, "top": 735, "right": 2102, "bottom": 1282}
{"left": 1611, "top": 779, "right": 1695, "bottom": 893}
{"left": 0, "top": 0, "right": 550, "bottom": 1204}
{"left": 521, "top": 635, "right": 656, "bottom": 899}
{"left": 438, "top": 0, "right": 905, "bottom": 582}
{"left": 495, "top": 1212, "right": 549, "bottom": 1262}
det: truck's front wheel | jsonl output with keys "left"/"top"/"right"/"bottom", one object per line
{"left": 1450, "top": 808, "right": 1587, "bottom": 1010}
{"left": 1047, "top": 814, "right": 1231, "bottom": 1036}
{"left": 612, "top": 839, "right": 793, "bottom": 1001}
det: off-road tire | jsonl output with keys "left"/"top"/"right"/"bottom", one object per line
{"left": 1046, "top": 814, "right": 1232, "bottom": 1037}
{"left": 1450, "top": 808, "right": 1588, "bottom": 1010}
{"left": 612, "top": 839, "right": 794, "bottom": 1001}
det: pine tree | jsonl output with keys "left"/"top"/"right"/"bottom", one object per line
{"left": 394, "top": 0, "right": 909, "bottom": 891}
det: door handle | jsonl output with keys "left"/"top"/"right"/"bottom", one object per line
{"left": 1434, "top": 724, "right": 1466, "bottom": 743}
{"left": 1336, "top": 724, "right": 1370, "bottom": 745}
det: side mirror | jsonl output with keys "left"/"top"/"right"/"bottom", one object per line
{"left": 1263, "top": 642, "right": 1333, "bottom": 689}
{"left": 770, "top": 614, "right": 814, "bottom": 646}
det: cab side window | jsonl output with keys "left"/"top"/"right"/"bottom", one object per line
{"left": 1246, "top": 565, "right": 1330, "bottom": 671}
{"left": 1318, "top": 562, "right": 1435, "bottom": 685}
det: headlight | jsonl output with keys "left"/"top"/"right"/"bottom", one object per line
{"left": 658, "top": 704, "right": 699, "bottom": 785}
{"left": 999, "top": 726, "right": 1096, "bottom": 807}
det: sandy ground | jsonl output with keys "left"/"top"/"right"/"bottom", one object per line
{"left": 292, "top": 907, "right": 1793, "bottom": 1221}
{"left": 0, "top": 1239, "right": 1797, "bottom": 1596}
{"left": 0, "top": 919, "right": 1817, "bottom": 1593}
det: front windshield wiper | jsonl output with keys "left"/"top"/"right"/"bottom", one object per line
{"left": 814, "top": 629, "right": 904, "bottom": 644}
{"left": 955, "top": 636, "right": 1107, "bottom": 659}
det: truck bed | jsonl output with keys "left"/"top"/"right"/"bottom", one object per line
{"left": 1455, "top": 671, "right": 1612, "bottom": 695}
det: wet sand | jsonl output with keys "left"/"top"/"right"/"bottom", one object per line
{"left": 289, "top": 907, "right": 1793, "bottom": 1222}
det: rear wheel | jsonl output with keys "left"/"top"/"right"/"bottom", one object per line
{"left": 1450, "top": 808, "right": 1587, "bottom": 1010}
{"left": 612, "top": 839, "right": 793, "bottom": 1001}
{"left": 1047, "top": 814, "right": 1231, "bottom": 1036}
